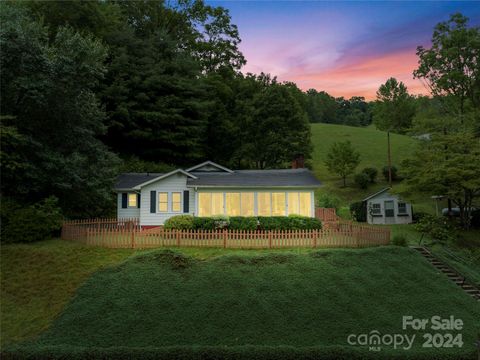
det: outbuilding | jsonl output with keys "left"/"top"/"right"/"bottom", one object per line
{"left": 363, "top": 188, "right": 413, "bottom": 225}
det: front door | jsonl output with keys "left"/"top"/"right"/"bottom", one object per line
{"left": 384, "top": 200, "right": 395, "bottom": 224}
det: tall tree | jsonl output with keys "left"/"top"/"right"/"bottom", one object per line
{"left": 373, "top": 78, "right": 415, "bottom": 134}
{"left": 324, "top": 141, "right": 360, "bottom": 187}
{"left": 413, "top": 13, "right": 480, "bottom": 118}
{"left": 240, "top": 83, "right": 312, "bottom": 169}
{"left": 0, "top": 3, "right": 118, "bottom": 217}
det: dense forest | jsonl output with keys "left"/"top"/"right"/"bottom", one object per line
{"left": 0, "top": 1, "right": 478, "bottom": 233}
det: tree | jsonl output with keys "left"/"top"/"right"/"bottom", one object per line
{"left": 403, "top": 132, "right": 480, "bottom": 229}
{"left": 305, "top": 89, "right": 337, "bottom": 123}
{"left": 0, "top": 4, "right": 118, "bottom": 217}
{"left": 324, "top": 141, "right": 360, "bottom": 187}
{"left": 373, "top": 78, "right": 415, "bottom": 134}
{"left": 240, "top": 83, "right": 312, "bottom": 169}
{"left": 413, "top": 13, "right": 479, "bottom": 117}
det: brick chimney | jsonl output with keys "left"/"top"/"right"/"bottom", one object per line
{"left": 291, "top": 154, "right": 305, "bottom": 169}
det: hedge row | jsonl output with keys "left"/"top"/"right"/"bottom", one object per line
{"left": 2, "top": 345, "right": 474, "bottom": 360}
{"left": 164, "top": 215, "right": 322, "bottom": 231}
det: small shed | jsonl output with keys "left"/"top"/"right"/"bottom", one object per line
{"left": 363, "top": 188, "right": 412, "bottom": 225}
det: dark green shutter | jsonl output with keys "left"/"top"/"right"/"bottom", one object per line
{"left": 137, "top": 193, "right": 141, "bottom": 208}
{"left": 150, "top": 191, "right": 156, "bottom": 213}
{"left": 183, "top": 190, "right": 189, "bottom": 213}
{"left": 121, "top": 193, "right": 127, "bottom": 208}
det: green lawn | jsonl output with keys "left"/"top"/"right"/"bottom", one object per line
{"left": 0, "top": 240, "right": 137, "bottom": 346}
{"left": 4, "top": 243, "right": 478, "bottom": 359}
{"left": 311, "top": 123, "right": 443, "bottom": 213}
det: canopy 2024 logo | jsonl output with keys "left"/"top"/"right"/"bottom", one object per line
{"left": 347, "top": 315, "right": 464, "bottom": 352}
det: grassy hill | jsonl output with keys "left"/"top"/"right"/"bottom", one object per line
{"left": 7, "top": 247, "right": 478, "bottom": 359}
{"left": 310, "top": 123, "right": 438, "bottom": 213}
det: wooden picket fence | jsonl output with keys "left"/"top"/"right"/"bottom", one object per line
{"left": 61, "top": 218, "right": 390, "bottom": 249}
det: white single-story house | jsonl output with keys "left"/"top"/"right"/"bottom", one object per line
{"left": 363, "top": 188, "right": 413, "bottom": 225}
{"left": 115, "top": 161, "right": 322, "bottom": 228}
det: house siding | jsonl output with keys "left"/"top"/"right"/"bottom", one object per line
{"left": 139, "top": 173, "right": 194, "bottom": 226}
{"left": 117, "top": 192, "right": 140, "bottom": 219}
{"left": 366, "top": 192, "right": 412, "bottom": 225}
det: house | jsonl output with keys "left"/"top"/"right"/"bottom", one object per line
{"left": 363, "top": 188, "right": 413, "bottom": 225}
{"left": 114, "top": 160, "right": 322, "bottom": 228}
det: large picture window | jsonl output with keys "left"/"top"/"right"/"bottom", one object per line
{"left": 288, "top": 192, "right": 299, "bottom": 215}
{"left": 226, "top": 193, "right": 241, "bottom": 216}
{"left": 198, "top": 191, "right": 312, "bottom": 218}
{"left": 198, "top": 193, "right": 212, "bottom": 216}
{"left": 212, "top": 193, "right": 224, "bottom": 215}
{"left": 241, "top": 193, "right": 255, "bottom": 216}
{"left": 257, "top": 192, "right": 271, "bottom": 216}
{"left": 272, "top": 192, "right": 286, "bottom": 216}
{"left": 299, "top": 192, "right": 312, "bottom": 217}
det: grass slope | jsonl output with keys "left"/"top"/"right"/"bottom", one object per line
{"left": 20, "top": 247, "right": 479, "bottom": 358}
{"left": 0, "top": 240, "right": 136, "bottom": 346}
{"left": 311, "top": 124, "right": 439, "bottom": 213}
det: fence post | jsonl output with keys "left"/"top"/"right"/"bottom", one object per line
{"left": 268, "top": 231, "right": 272, "bottom": 249}
{"left": 176, "top": 230, "right": 180, "bottom": 247}
{"left": 131, "top": 227, "right": 136, "bottom": 249}
{"left": 313, "top": 230, "right": 317, "bottom": 248}
{"left": 223, "top": 229, "right": 227, "bottom": 249}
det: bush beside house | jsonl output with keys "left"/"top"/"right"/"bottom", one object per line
{"left": 164, "top": 215, "right": 322, "bottom": 231}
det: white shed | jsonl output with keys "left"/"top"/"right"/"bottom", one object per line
{"left": 363, "top": 188, "right": 412, "bottom": 225}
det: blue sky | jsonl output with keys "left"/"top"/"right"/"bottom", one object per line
{"left": 209, "top": 1, "right": 480, "bottom": 98}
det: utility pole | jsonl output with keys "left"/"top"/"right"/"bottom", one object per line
{"left": 387, "top": 131, "right": 392, "bottom": 187}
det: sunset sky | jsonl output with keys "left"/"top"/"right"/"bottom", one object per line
{"left": 211, "top": 1, "right": 480, "bottom": 100}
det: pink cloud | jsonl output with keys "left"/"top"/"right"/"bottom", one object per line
{"left": 278, "top": 50, "right": 428, "bottom": 100}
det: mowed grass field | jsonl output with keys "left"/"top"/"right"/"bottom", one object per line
{"left": 3, "top": 243, "right": 479, "bottom": 359}
{"left": 310, "top": 123, "right": 440, "bottom": 213}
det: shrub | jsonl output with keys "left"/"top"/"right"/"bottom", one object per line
{"left": 470, "top": 209, "right": 480, "bottom": 229}
{"left": 382, "top": 165, "right": 398, "bottom": 181}
{"left": 354, "top": 173, "right": 370, "bottom": 189}
{"left": 349, "top": 201, "right": 366, "bottom": 222}
{"left": 361, "top": 167, "right": 378, "bottom": 183}
{"left": 164, "top": 215, "right": 195, "bottom": 230}
{"left": 1, "top": 196, "right": 63, "bottom": 243}
{"left": 316, "top": 193, "right": 341, "bottom": 211}
{"left": 392, "top": 234, "right": 407, "bottom": 246}
{"left": 258, "top": 216, "right": 322, "bottom": 230}
{"left": 412, "top": 210, "right": 428, "bottom": 223}
{"left": 414, "top": 214, "right": 455, "bottom": 244}
{"left": 229, "top": 217, "right": 258, "bottom": 230}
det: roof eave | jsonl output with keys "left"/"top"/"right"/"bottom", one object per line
{"left": 132, "top": 169, "right": 197, "bottom": 190}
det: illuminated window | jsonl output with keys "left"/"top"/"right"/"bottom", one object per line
{"left": 272, "top": 192, "right": 286, "bottom": 216}
{"left": 257, "top": 192, "right": 271, "bottom": 216}
{"left": 158, "top": 193, "right": 168, "bottom": 213}
{"left": 240, "top": 193, "right": 254, "bottom": 216}
{"left": 226, "top": 193, "right": 241, "bottom": 216}
{"left": 299, "top": 192, "right": 312, "bottom": 217}
{"left": 198, "top": 193, "right": 212, "bottom": 216}
{"left": 172, "top": 192, "right": 181, "bottom": 212}
{"left": 288, "top": 192, "right": 299, "bottom": 215}
{"left": 128, "top": 193, "right": 137, "bottom": 208}
{"left": 212, "top": 193, "right": 224, "bottom": 215}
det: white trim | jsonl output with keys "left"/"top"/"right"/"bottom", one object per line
{"left": 362, "top": 188, "right": 390, "bottom": 202}
{"left": 133, "top": 169, "right": 197, "bottom": 190}
{"left": 186, "top": 161, "right": 234, "bottom": 173}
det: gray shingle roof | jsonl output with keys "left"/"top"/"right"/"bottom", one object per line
{"left": 115, "top": 173, "right": 164, "bottom": 190}
{"left": 114, "top": 168, "right": 321, "bottom": 190}
{"left": 187, "top": 169, "right": 321, "bottom": 187}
